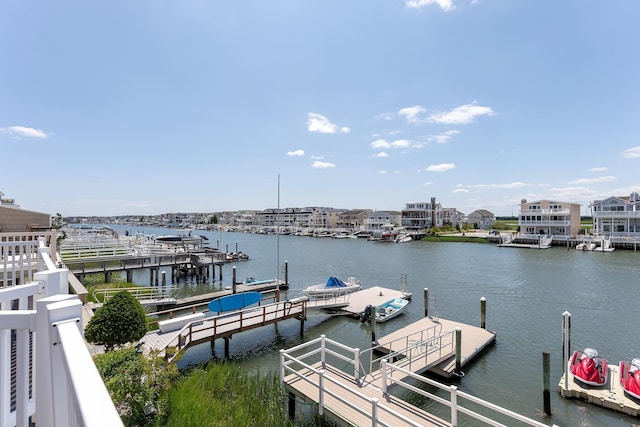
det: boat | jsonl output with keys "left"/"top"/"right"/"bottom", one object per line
{"left": 575, "top": 241, "right": 596, "bottom": 251}
{"left": 619, "top": 359, "right": 640, "bottom": 400}
{"left": 568, "top": 348, "right": 609, "bottom": 387}
{"left": 304, "top": 276, "right": 362, "bottom": 300}
{"left": 394, "top": 234, "right": 412, "bottom": 243}
{"left": 207, "top": 291, "right": 263, "bottom": 313}
{"left": 360, "top": 298, "right": 409, "bottom": 323}
{"left": 593, "top": 237, "right": 615, "bottom": 252}
{"left": 224, "top": 277, "right": 280, "bottom": 290}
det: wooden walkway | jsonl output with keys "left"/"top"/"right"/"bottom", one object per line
{"left": 141, "top": 298, "right": 305, "bottom": 358}
{"left": 376, "top": 316, "right": 496, "bottom": 378}
{"left": 284, "top": 363, "right": 450, "bottom": 427}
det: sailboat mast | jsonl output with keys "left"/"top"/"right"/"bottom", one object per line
{"left": 276, "top": 174, "right": 280, "bottom": 285}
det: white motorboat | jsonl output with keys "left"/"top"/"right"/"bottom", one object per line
{"left": 304, "top": 276, "right": 362, "bottom": 300}
{"left": 360, "top": 297, "right": 410, "bottom": 323}
{"left": 575, "top": 241, "right": 596, "bottom": 251}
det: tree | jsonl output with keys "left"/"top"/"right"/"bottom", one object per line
{"left": 85, "top": 291, "right": 147, "bottom": 352}
{"left": 94, "top": 347, "right": 178, "bottom": 426}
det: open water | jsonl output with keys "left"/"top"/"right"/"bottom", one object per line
{"left": 104, "top": 225, "right": 640, "bottom": 427}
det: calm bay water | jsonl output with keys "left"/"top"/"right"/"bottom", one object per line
{"left": 104, "top": 225, "right": 640, "bottom": 427}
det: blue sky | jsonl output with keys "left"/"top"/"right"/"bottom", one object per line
{"left": 2, "top": 0, "right": 639, "bottom": 217}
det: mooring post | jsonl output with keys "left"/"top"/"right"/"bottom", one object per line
{"left": 224, "top": 337, "right": 230, "bottom": 359}
{"left": 161, "top": 271, "right": 166, "bottom": 297}
{"left": 154, "top": 267, "right": 159, "bottom": 286}
{"left": 149, "top": 268, "right": 154, "bottom": 286}
{"left": 218, "top": 264, "right": 223, "bottom": 281}
{"left": 225, "top": 243, "right": 229, "bottom": 255}
{"left": 232, "top": 267, "right": 237, "bottom": 294}
{"left": 455, "top": 327, "right": 462, "bottom": 375}
{"left": 480, "top": 297, "right": 486, "bottom": 329}
{"left": 371, "top": 312, "right": 377, "bottom": 344}
{"left": 288, "top": 391, "right": 296, "bottom": 422}
{"left": 299, "top": 318, "right": 304, "bottom": 337}
{"left": 543, "top": 351, "right": 551, "bottom": 416}
{"left": 235, "top": 242, "right": 238, "bottom": 253}
{"left": 424, "top": 288, "right": 429, "bottom": 318}
{"left": 562, "top": 311, "right": 571, "bottom": 391}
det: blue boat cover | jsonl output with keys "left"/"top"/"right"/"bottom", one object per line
{"left": 325, "top": 276, "right": 347, "bottom": 288}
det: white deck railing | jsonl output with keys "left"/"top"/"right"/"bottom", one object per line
{"left": 0, "top": 236, "right": 122, "bottom": 427}
{"left": 280, "top": 335, "right": 556, "bottom": 427}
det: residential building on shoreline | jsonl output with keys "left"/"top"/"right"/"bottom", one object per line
{"left": 518, "top": 199, "right": 581, "bottom": 237}
{"left": 591, "top": 192, "right": 640, "bottom": 237}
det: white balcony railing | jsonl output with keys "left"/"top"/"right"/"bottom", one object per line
{"left": 1, "top": 236, "right": 122, "bottom": 427}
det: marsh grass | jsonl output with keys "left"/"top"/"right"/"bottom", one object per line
{"left": 162, "top": 362, "right": 295, "bottom": 427}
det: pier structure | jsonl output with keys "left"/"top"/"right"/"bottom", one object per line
{"left": 141, "top": 296, "right": 307, "bottom": 360}
{"left": 281, "top": 334, "right": 552, "bottom": 427}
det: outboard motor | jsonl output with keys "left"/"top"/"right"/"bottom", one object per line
{"left": 360, "top": 305, "right": 373, "bottom": 323}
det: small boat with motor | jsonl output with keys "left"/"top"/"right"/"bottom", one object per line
{"left": 575, "top": 241, "right": 596, "bottom": 251}
{"left": 568, "top": 347, "right": 609, "bottom": 386}
{"left": 619, "top": 359, "right": 640, "bottom": 400}
{"left": 304, "top": 276, "right": 362, "bottom": 300}
{"left": 360, "top": 297, "right": 410, "bottom": 323}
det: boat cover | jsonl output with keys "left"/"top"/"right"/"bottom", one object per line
{"left": 325, "top": 276, "right": 347, "bottom": 288}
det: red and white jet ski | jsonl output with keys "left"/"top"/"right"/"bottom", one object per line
{"left": 569, "top": 348, "right": 608, "bottom": 386}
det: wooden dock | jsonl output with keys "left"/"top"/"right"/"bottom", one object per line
{"left": 340, "top": 286, "right": 412, "bottom": 317}
{"left": 376, "top": 316, "right": 496, "bottom": 378}
{"left": 142, "top": 297, "right": 306, "bottom": 359}
{"left": 559, "top": 364, "right": 640, "bottom": 417}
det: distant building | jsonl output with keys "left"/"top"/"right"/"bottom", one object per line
{"left": 336, "top": 209, "right": 372, "bottom": 231}
{"left": 466, "top": 209, "right": 495, "bottom": 230}
{"left": 0, "top": 194, "right": 51, "bottom": 233}
{"left": 591, "top": 192, "right": 640, "bottom": 237}
{"left": 364, "top": 210, "right": 402, "bottom": 231}
{"left": 401, "top": 197, "right": 441, "bottom": 230}
{"left": 518, "top": 199, "right": 581, "bottom": 237}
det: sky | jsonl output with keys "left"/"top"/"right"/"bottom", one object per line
{"left": 1, "top": 0, "right": 639, "bottom": 217}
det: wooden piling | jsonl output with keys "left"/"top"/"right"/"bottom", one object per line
{"left": 424, "top": 288, "right": 429, "bottom": 318}
{"left": 455, "top": 327, "right": 462, "bottom": 375}
{"left": 161, "top": 271, "right": 166, "bottom": 296}
{"left": 224, "top": 337, "right": 230, "bottom": 358}
{"left": 543, "top": 351, "right": 551, "bottom": 416}
{"left": 149, "top": 268, "right": 154, "bottom": 286}
{"left": 232, "top": 267, "right": 237, "bottom": 294}
{"left": 480, "top": 297, "right": 486, "bottom": 329}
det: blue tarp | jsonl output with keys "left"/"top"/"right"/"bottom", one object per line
{"left": 325, "top": 276, "right": 347, "bottom": 288}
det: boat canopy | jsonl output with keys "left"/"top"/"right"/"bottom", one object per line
{"left": 325, "top": 276, "right": 347, "bottom": 288}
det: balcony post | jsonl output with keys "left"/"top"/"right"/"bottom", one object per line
{"left": 35, "top": 295, "right": 78, "bottom": 425}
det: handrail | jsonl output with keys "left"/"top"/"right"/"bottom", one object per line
{"left": 0, "top": 233, "right": 123, "bottom": 427}
{"left": 281, "top": 334, "right": 556, "bottom": 427}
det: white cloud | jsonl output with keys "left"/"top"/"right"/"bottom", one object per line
{"left": 391, "top": 139, "right": 411, "bottom": 148}
{"left": 286, "top": 149, "right": 304, "bottom": 157}
{"left": 379, "top": 170, "right": 388, "bottom": 175}
{"left": 374, "top": 152, "right": 389, "bottom": 158}
{"left": 426, "top": 163, "right": 455, "bottom": 172}
{"left": 311, "top": 161, "right": 335, "bottom": 169}
{"left": 568, "top": 176, "right": 617, "bottom": 185}
{"left": 622, "top": 146, "right": 640, "bottom": 158}
{"left": 423, "top": 182, "right": 433, "bottom": 186}
{"left": 310, "top": 155, "right": 325, "bottom": 160}
{"left": 430, "top": 130, "right": 461, "bottom": 144}
{"left": 406, "top": 0, "right": 454, "bottom": 11}
{"left": 1, "top": 125, "right": 49, "bottom": 139}
{"left": 589, "top": 167, "right": 608, "bottom": 172}
{"left": 468, "top": 182, "right": 528, "bottom": 189}
{"left": 307, "top": 113, "right": 350, "bottom": 134}
{"left": 453, "top": 188, "right": 469, "bottom": 193}
{"left": 428, "top": 102, "right": 493, "bottom": 124}
{"left": 376, "top": 113, "right": 394, "bottom": 121}
{"left": 370, "top": 139, "right": 390, "bottom": 149}
{"left": 398, "top": 106, "right": 426, "bottom": 123}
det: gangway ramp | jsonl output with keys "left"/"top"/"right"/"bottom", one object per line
{"left": 142, "top": 298, "right": 306, "bottom": 359}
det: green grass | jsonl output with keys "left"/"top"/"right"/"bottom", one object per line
{"left": 161, "top": 362, "right": 296, "bottom": 427}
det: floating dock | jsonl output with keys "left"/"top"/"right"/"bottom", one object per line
{"left": 376, "top": 316, "right": 496, "bottom": 378}
{"left": 559, "top": 364, "right": 640, "bottom": 417}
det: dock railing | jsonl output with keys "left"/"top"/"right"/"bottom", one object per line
{"left": 280, "top": 334, "right": 557, "bottom": 427}
{"left": 0, "top": 236, "right": 122, "bottom": 427}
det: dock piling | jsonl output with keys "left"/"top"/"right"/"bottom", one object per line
{"left": 424, "top": 288, "right": 429, "bottom": 318}
{"left": 562, "top": 311, "right": 571, "bottom": 391}
{"left": 543, "top": 351, "right": 551, "bottom": 416}
{"left": 480, "top": 297, "right": 486, "bottom": 329}
{"left": 232, "top": 267, "right": 237, "bottom": 294}
{"left": 455, "top": 327, "right": 462, "bottom": 375}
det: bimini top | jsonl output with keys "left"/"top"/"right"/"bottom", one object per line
{"left": 325, "top": 276, "right": 348, "bottom": 288}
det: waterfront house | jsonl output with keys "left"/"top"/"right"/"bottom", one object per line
{"left": 591, "top": 192, "right": 640, "bottom": 238}
{"left": 401, "top": 197, "right": 441, "bottom": 230}
{"left": 466, "top": 209, "right": 496, "bottom": 230}
{"left": 364, "top": 210, "right": 402, "bottom": 232}
{"left": 336, "top": 209, "right": 372, "bottom": 231}
{"left": 518, "top": 199, "right": 581, "bottom": 237}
